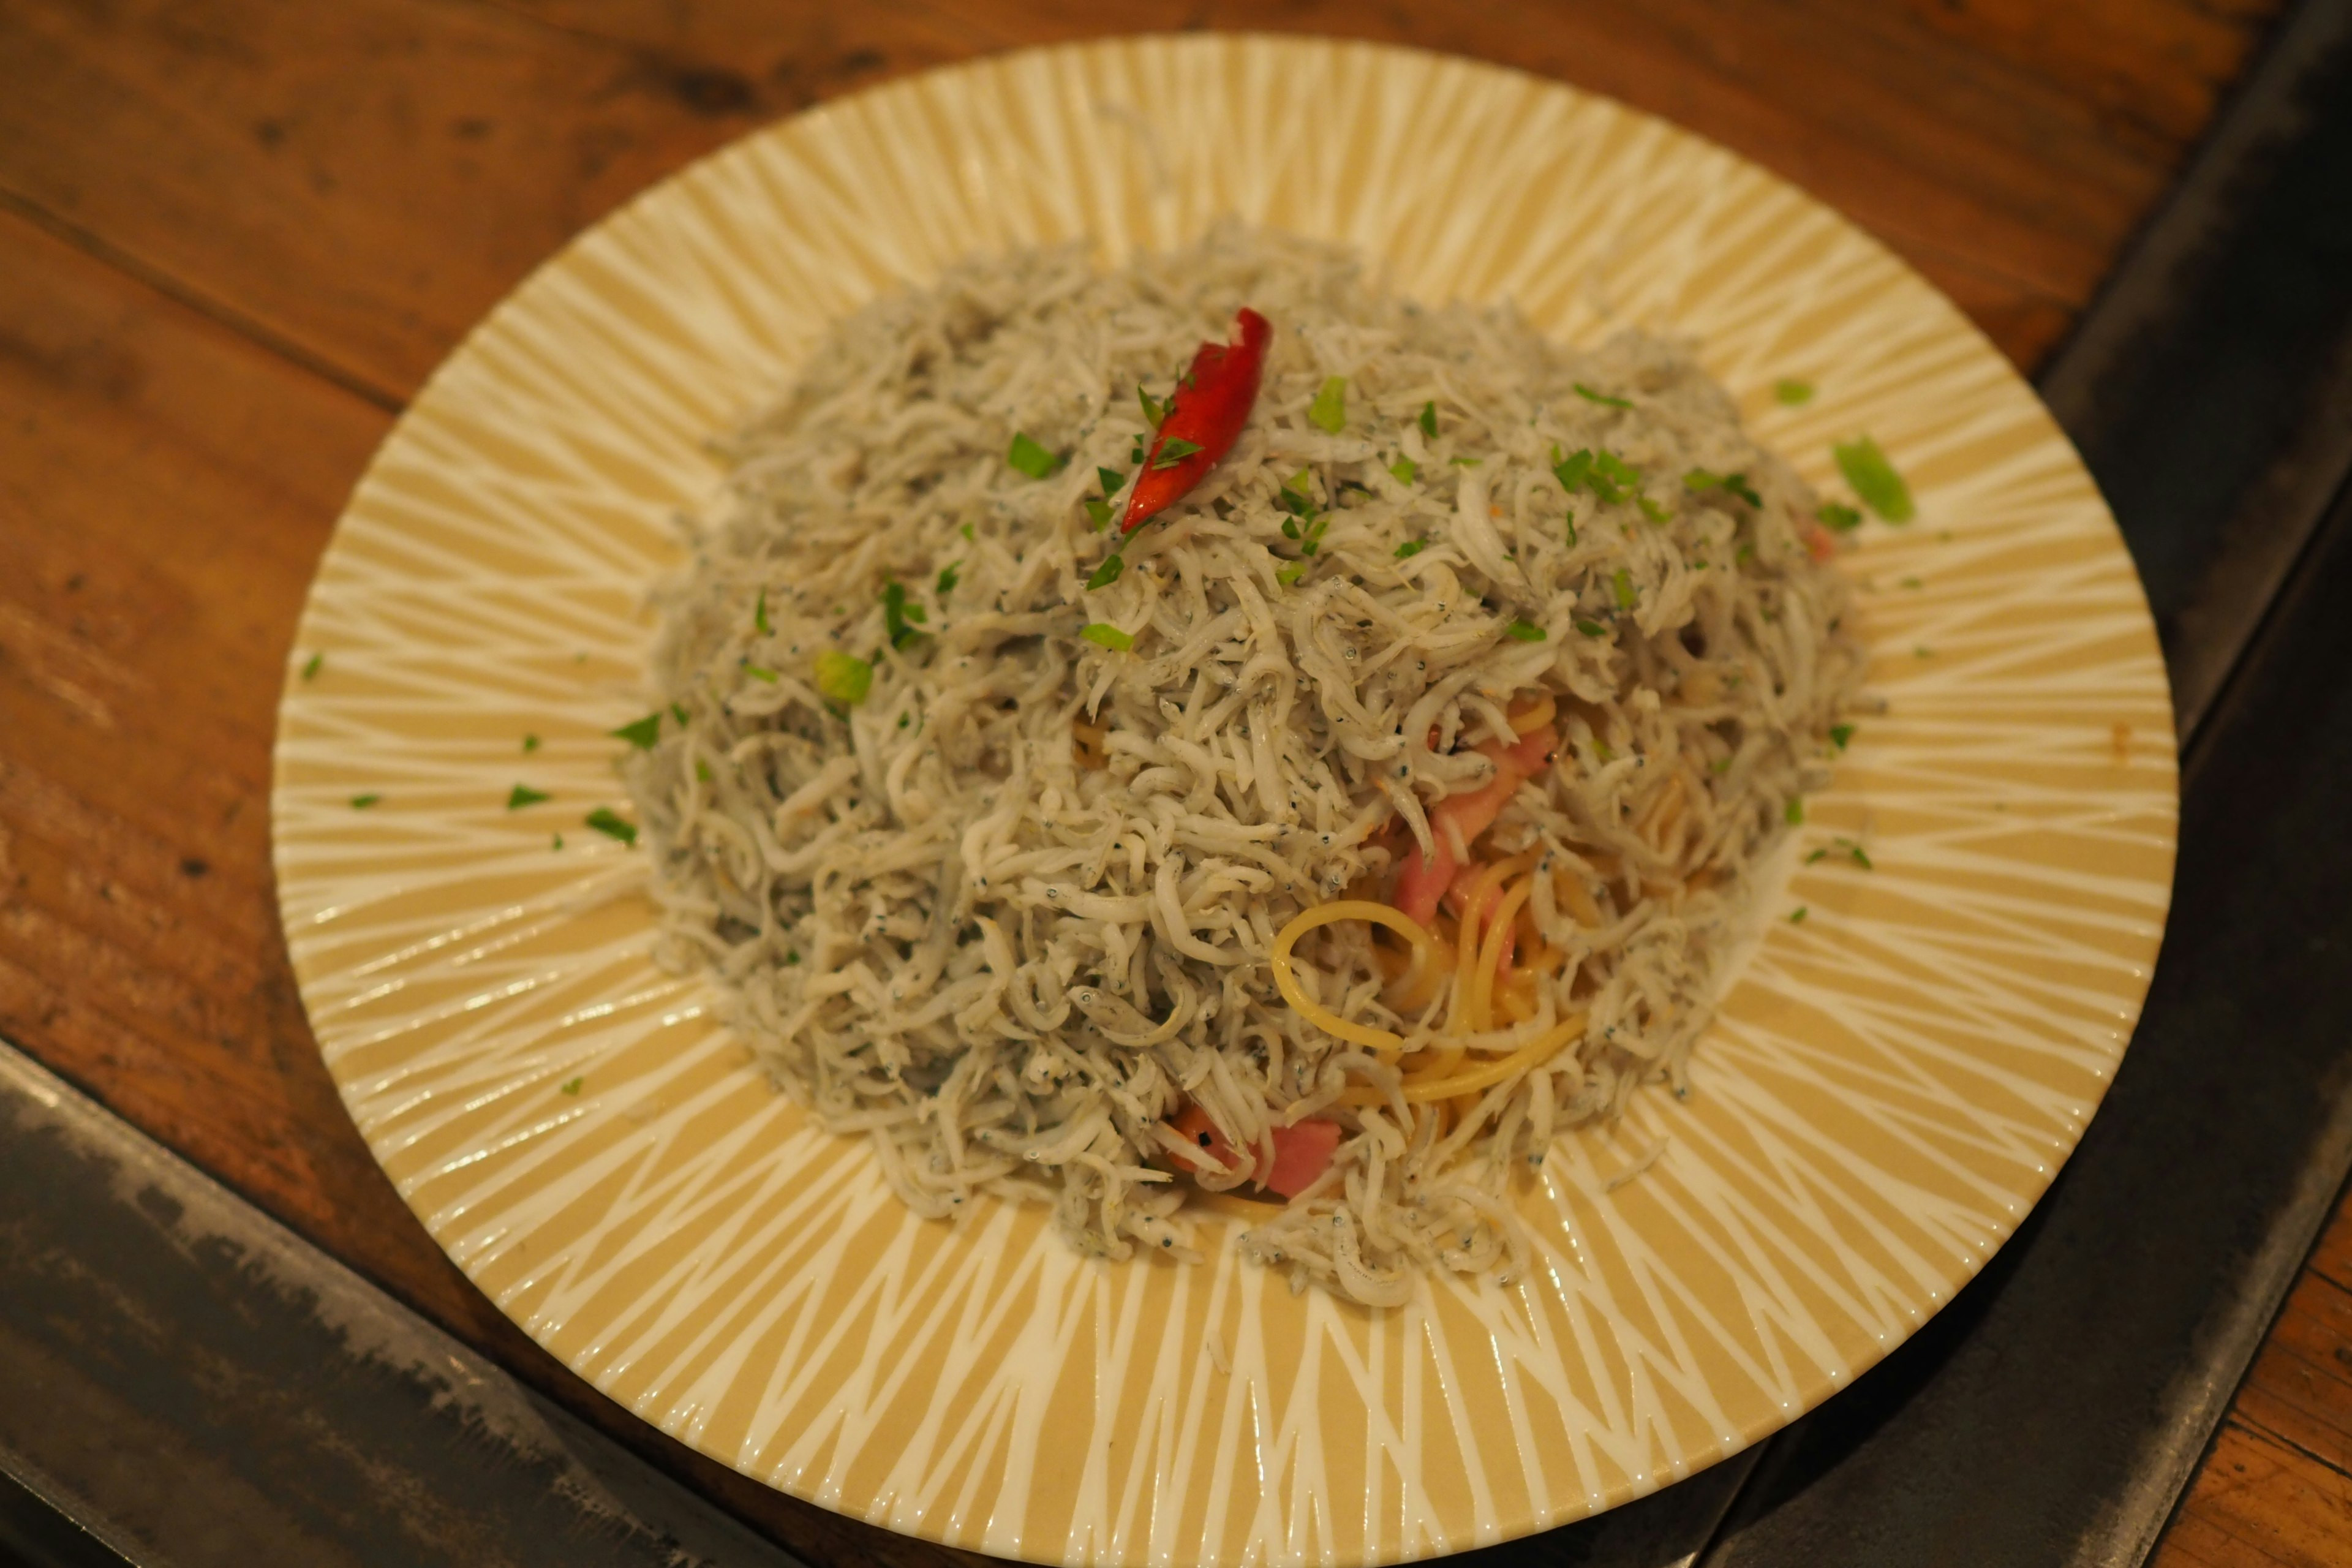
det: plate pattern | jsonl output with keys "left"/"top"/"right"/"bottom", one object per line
{"left": 273, "top": 36, "right": 2176, "bottom": 1566}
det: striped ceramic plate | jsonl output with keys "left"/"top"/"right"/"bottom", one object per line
{"left": 272, "top": 34, "right": 2176, "bottom": 1566}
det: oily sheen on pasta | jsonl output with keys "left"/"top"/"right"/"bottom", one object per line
{"left": 624, "top": 228, "right": 1864, "bottom": 1306}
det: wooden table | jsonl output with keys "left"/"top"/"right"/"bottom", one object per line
{"left": 1, "top": 2, "right": 2342, "bottom": 1564}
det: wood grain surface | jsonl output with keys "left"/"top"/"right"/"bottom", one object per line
{"left": 0, "top": 2, "right": 2325, "bottom": 1563}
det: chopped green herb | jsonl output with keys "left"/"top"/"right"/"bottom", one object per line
{"left": 695, "top": 759, "right": 712, "bottom": 783}
{"left": 1710, "top": 757, "right": 1733, "bottom": 774}
{"left": 1087, "top": 554, "right": 1124, "bottom": 590}
{"left": 1007, "top": 431, "right": 1065, "bottom": 480}
{"left": 1097, "top": 466, "right": 1126, "bottom": 497}
{"left": 585, "top": 807, "right": 637, "bottom": 846}
{"left": 1564, "top": 513, "right": 1578, "bottom": 547}
{"left": 1419, "top": 401, "right": 1438, "bottom": 439}
{"left": 522, "top": 734, "right": 540, "bottom": 753}
{"left": 881, "top": 581, "right": 928, "bottom": 650}
{"left": 1839, "top": 837, "right": 1875, "bottom": 870}
{"left": 1593, "top": 741, "right": 1616, "bottom": 763}
{"left": 754, "top": 587, "right": 771, "bottom": 635}
{"left": 1389, "top": 456, "right": 1419, "bottom": 484}
{"left": 300, "top": 652, "right": 323, "bottom": 681}
{"left": 551, "top": 832, "right": 564, "bottom": 850}
{"left": 1774, "top": 379, "right": 1815, "bottom": 406}
{"left": 1575, "top": 617, "right": 1608, "bottom": 637}
{"left": 1574, "top": 382, "right": 1633, "bottom": 409}
{"left": 507, "top": 783, "right": 549, "bottom": 809}
{"left": 1079, "top": 622, "right": 1135, "bottom": 652}
{"left": 1784, "top": 796, "right": 1804, "bottom": 826}
{"left": 1637, "top": 496, "right": 1672, "bottom": 524}
{"left": 1817, "top": 502, "right": 1864, "bottom": 533}
{"left": 741, "top": 662, "right": 778, "bottom": 683}
{"left": 560, "top": 1076, "right": 583, "bottom": 1095}
{"left": 1503, "top": 620, "right": 1547, "bottom": 643}
{"left": 937, "top": 562, "right": 960, "bottom": 598}
{"left": 1789, "top": 906, "right": 1809, "bottom": 924}
{"left": 1806, "top": 847, "right": 1829, "bottom": 864}
{"left": 783, "top": 949, "right": 800, "bottom": 965}
{"left": 1308, "top": 376, "right": 1348, "bottom": 433}
{"left": 1611, "top": 568, "right": 1637, "bottom": 611}
{"left": 1449, "top": 455, "right": 1482, "bottom": 467}
{"left": 1394, "top": 539, "right": 1426, "bottom": 559}
{"left": 1139, "top": 386, "right": 1167, "bottom": 429}
{"left": 1083, "top": 498, "right": 1115, "bottom": 530}
{"left": 1916, "top": 645, "right": 1934, "bottom": 658}
{"left": 1275, "top": 561, "right": 1307, "bottom": 587}
{"left": 350, "top": 793, "right": 381, "bottom": 809}
{"left": 959, "top": 522, "right": 975, "bottom": 542}
{"left": 1552, "top": 446, "right": 1594, "bottom": 494}
{"left": 1900, "top": 575, "right": 1923, "bottom": 590}
{"left": 1735, "top": 543, "right": 1757, "bottom": 565}
{"left": 611, "top": 713, "right": 663, "bottom": 750}
{"left": 813, "top": 650, "right": 872, "bottom": 706}
{"left": 1588, "top": 450, "right": 1642, "bottom": 504}
{"left": 669, "top": 702, "right": 688, "bottom": 726}
{"left": 897, "top": 713, "right": 909, "bottom": 729}
{"left": 1833, "top": 434, "right": 1915, "bottom": 522}
{"left": 1829, "top": 723, "right": 1855, "bottom": 750}
{"left": 1152, "top": 437, "right": 1204, "bottom": 470}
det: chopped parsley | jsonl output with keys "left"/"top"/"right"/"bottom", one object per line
{"left": 1611, "top": 568, "right": 1637, "bottom": 610}
{"left": 522, "top": 734, "right": 540, "bottom": 753}
{"left": 1574, "top": 382, "right": 1633, "bottom": 409}
{"left": 1087, "top": 554, "right": 1124, "bottom": 590}
{"left": 300, "top": 652, "right": 323, "bottom": 680}
{"left": 741, "top": 662, "right": 778, "bottom": 682}
{"left": 813, "top": 650, "right": 872, "bottom": 706}
{"left": 1419, "top": 400, "right": 1438, "bottom": 439}
{"left": 1007, "top": 431, "right": 1065, "bottom": 479}
{"left": 1817, "top": 502, "right": 1864, "bottom": 532}
{"left": 1138, "top": 386, "right": 1167, "bottom": 429}
{"left": 611, "top": 714, "right": 663, "bottom": 750}
{"left": 507, "top": 784, "right": 549, "bottom": 809}
{"left": 1394, "top": 539, "right": 1427, "bottom": 559}
{"left": 1575, "top": 617, "right": 1608, "bottom": 637}
{"left": 584, "top": 807, "right": 637, "bottom": 846}
{"left": 1830, "top": 723, "right": 1855, "bottom": 750}
{"left": 1774, "top": 379, "right": 1815, "bottom": 406}
{"left": 1784, "top": 796, "right": 1805, "bottom": 825}
{"left": 1152, "top": 437, "right": 1204, "bottom": 469}
{"left": 937, "top": 562, "right": 960, "bottom": 598}
{"left": 1308, "top": 376, "right": 1348, "bottom": 433}
{"left": 881, "top": 581, "right": 927, "bottom": 650}
{"left": 1833, "top": 434, "right": 1915, "bottom": 522}
{"left": 1389, "top": 456, "right": 1419, "bottom": 484}
{"left": 1503, "top": 619, "right": 1547, "bottom": 643}
{"left": 753, "top": 588, "right": 770, "bottom": 635}
{"left": 1080, "top": 622, "right": 1135, "bottom": 652}
{"left": 350, "top": 793, "right": 380, "bottom": 809}
{"left": 560, "top": 1076, "right": 583, "bottom": 1095}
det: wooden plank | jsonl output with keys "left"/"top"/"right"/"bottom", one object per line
{"left": 2155, "top": 1419, "right": 2352, "bottom": 1568}
{"left": 0, "top": 0, "right": 2277, "bottom": 399}
{"left": 0, "top": 205, "right": 973, "bottom": 1568}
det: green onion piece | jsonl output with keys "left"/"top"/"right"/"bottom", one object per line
{"left": 1394, "top": 539, "right": 1426, "bottom": 559}
{"left": 1611, "top": 568, "right": 1637, "bottom": 610}
{"left": 551, "top": 832, "right": 564, "bottom": 850}
{"left": 560, "top": 1077, "right": 583, "bottom": 1095}
{"left": 1575, "top": 618, "right": 1607, "bottom": 637}
{"left": 611, "top": 714, "right": 663, "bottom": 750}
{"left": 585, "top": 807, "right": 637, "bottom": 846}
{"left": 881, "top": 581, "right": 927, "bottom": 650}
{"left": 813, "top": 650, "right": 872, "bottom": 706}
{"left": 1503, "top": 620, "right": 1547, "bottom": 643}
{"left": 1565, "top": 513, "right": 1578, "bottom": 547}
{"left": 1084, "top": 498, "right": 1115, "bottom": 529}
{"left": 1097, "top": 466, "right": 1126, "bottom": 496}
{"left": 1725, "top": 474, "right": 1763, "bottom": 508}
{"left": 1637, "top": 496, "right": 1671, "bottom": 524}
{"left": 1449, "top": 455, "right": 1482, "bottom": 467}
{"left": 960, "top": 522, "right": 975, "bottom": 541}
{"left": 1774, "top": 379, "right": 1815, "bottom": 406}
{"left": 1419, "top": 401, "right": 1438, "bottom": 439}
{"left": 1830, "top": 723, "right": 1855, "bottom": 750}
{"left": 1833, "top": 434, "right": 1915, "bottom": 522}
{"left": 1152, "top": 437, "right": 1204, "bottom": 470}
{"left": 1685, "top": 467, "right": 1722, "bottom": 492}
{"left": 1574, "top": 382, "right": 1633, "bottom": 409}
{"left": 1007, "top": 432, "right": 1065, "bottom": 480}
{"left": 522, "top": 734, "right": 540, "bottom": 753}
{"left": 1139, "top": 387, "right": 1166, "bottom": 429}
{"left": 507, "top": 784, "right": 549, "bottom": 809}
{"left": 1079, "top": 622, "right": 1135, "bottom": 652}
{"left": 741, "top": 663, "right": 778, "bottom": 683}
{"left": 1789, "top": 906, "right": 1809, "bottom": 924}
{"left": 753, "top": 588, "right": 770, "bottom": 635}
{"left": 1275, "top": 562, "right": 1306, "bottom": 587}
{"left": 1589, "top": 450, "right": 1642, "bottom": 503}
{"left": 1817, "top": 502, "right": 1863, "bottom": 532}
{"left": 1389, "top": 456, "right": 1419, "bottom": 484}
{"left": 300, "top": 652, "right": 323, "bottom": 680}
{"left": 1806, "top": 848, "right": 1828, "bottom": 864}
{"left": 1552, "top": 447, "right": 1594, "bottom": 494}
{"left": 1308, "top": 376, "right": 1348, "bottom": 433}
{"left": 695, "top": 759, "right": 712, "bottom": 783}
{"left": 1845, "top": 839, "right": 1874, "bottom": 869}
{"left": 1784, "top": 796, "right": 1804, "bottom": 826}
{"left": 783, "top": 949, "right": 800, "bottom": 965}
{"left": 350, "top": 793, "right": 381, "bottom": 809}
{"left": 937, "top": 562, "right": 960, "bottom": 598}
{"left": 1087, "top": 554, "right": 1124, "bottom": 590}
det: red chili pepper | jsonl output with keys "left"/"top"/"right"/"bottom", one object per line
{"left": 1121, "top": 307, "right": 1272, "bottom": 535}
